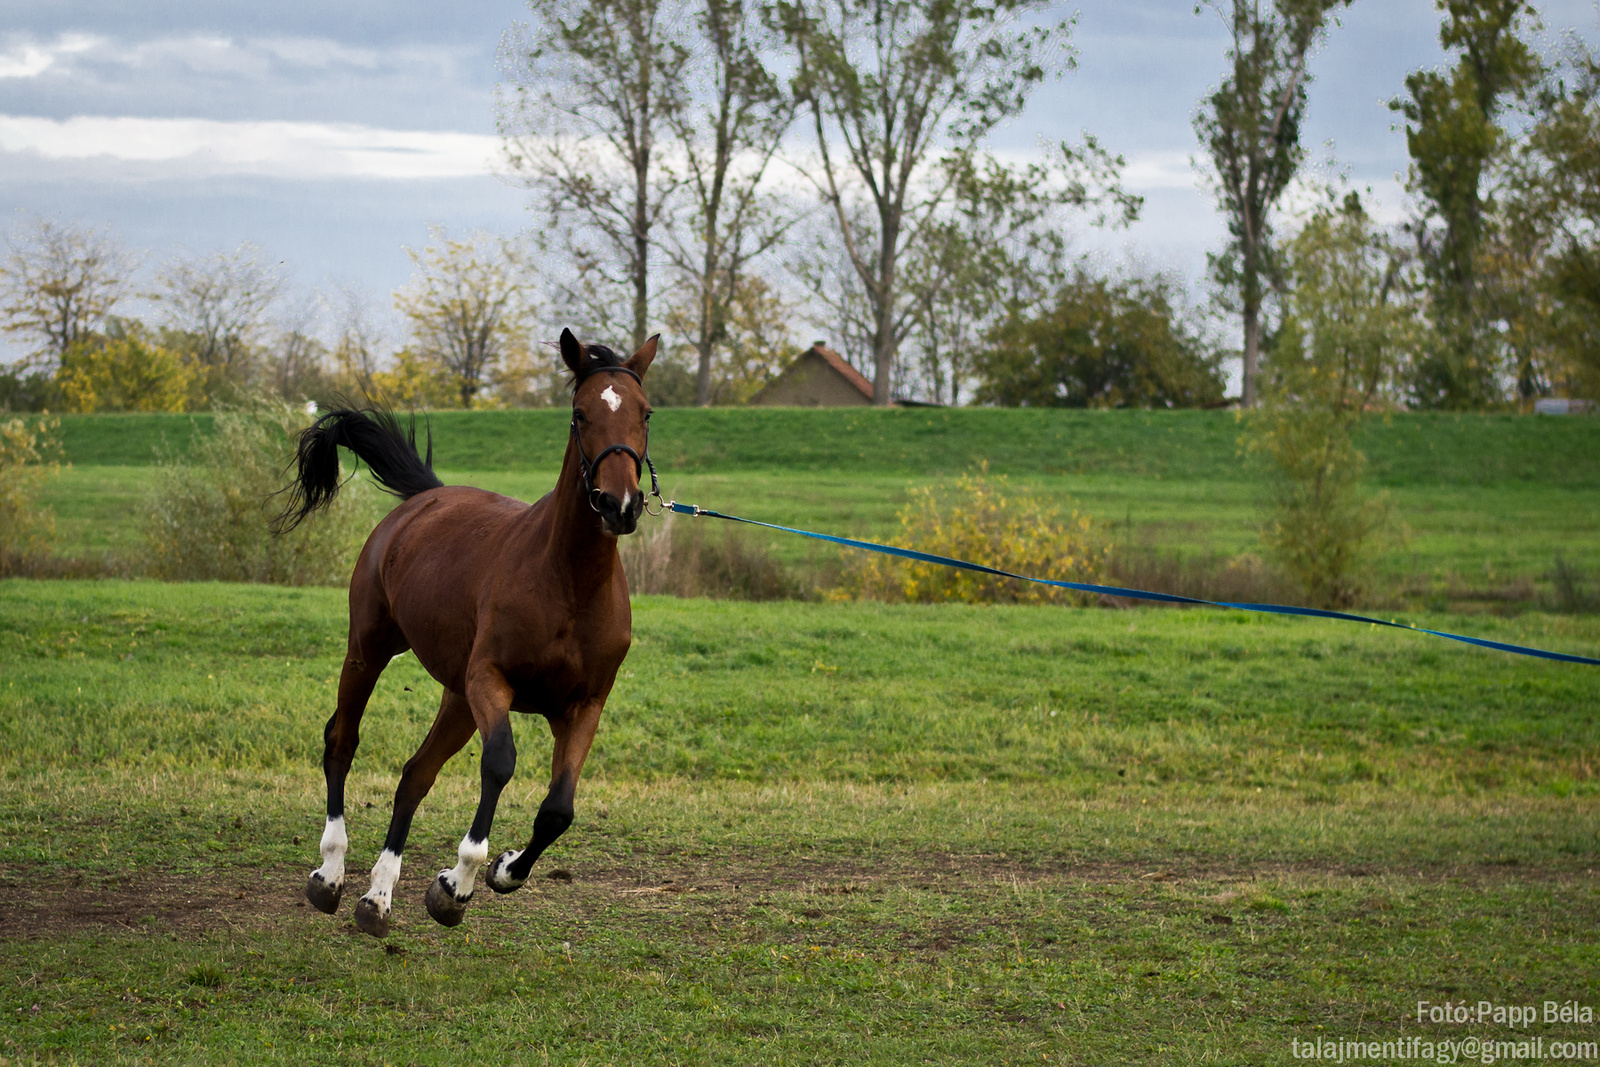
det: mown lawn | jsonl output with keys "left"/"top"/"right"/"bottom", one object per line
{"left": 1, "top": 580, "right": 1596, "bottom": 1064}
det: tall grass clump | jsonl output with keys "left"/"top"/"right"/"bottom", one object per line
{"left": 843, "top": 465, "right": 1107, "bottom": 604}
{"left": 621, "top": 516, "right": 807, "bottom": 600}
{"left": 0, "top": 413, "right": 61, "bottom": 571}
{"left": 142, "top": 402, "right": 387, "bottom": 584}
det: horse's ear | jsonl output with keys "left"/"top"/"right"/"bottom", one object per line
{"left": 626, "top": 334, "right": 658, "bottom": 378}
{"left": 559, "top": 328, "right": 586, "bottom": 376}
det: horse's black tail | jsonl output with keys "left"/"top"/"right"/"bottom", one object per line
{"left": 272, "top": 406, "right": 444, "bottom": 534}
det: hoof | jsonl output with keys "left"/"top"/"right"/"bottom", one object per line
{"left": 304, "top": 872, "right": 343, "bottom": 915}
{"left": 486, "top": 851, "right": 527, "bottom": 895}
{"left": 425, "top": 874, "right": 472, "bottom": 928}
{"left": 353, "top": 897, "right": 391, "bottom": 939}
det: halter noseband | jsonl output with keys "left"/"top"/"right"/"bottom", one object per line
{"left": 570, "top": 365, "right": 663, "bottom": 517}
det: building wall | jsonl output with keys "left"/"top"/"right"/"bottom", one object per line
{"left": 750, "top": 351, "right": 873, "bottom": 407}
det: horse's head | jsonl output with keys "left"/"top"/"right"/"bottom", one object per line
{"left": 562, "top": 327, "right": 657, "bottom": 536}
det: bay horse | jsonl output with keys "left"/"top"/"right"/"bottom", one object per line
{"left": 275, "top": 329, "right": 656, "bottom": 938}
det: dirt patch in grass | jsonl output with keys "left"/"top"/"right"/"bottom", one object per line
{"left": 0, "top": 865, "right": 305, "bottom": 940}
{"left": 1, "top": 849, "right": 1588, "bottom": 942}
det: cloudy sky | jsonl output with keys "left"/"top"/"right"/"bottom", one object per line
{"left": 3, "top": 0, "right": 1598, "bottom": 361}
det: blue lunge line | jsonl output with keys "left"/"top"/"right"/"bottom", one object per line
{"left": 665, "top": 502, "right": 1600, "bottom": 667}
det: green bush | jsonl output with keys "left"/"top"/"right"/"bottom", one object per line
{"left": 141, "top": 402, "right": 387, "bottom": 584}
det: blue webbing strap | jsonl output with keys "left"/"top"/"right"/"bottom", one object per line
{"left": 666, "top": 502, "right": 1600, "bottom": 667}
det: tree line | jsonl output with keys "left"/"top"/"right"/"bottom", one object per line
{"left": 3, "top": 0, "right": 1597, "bottom": 414}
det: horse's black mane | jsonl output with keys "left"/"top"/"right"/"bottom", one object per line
{"left": 569, "top": 343, "right": 629, "bottom": 388}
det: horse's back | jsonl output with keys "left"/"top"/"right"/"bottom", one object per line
{"left": 347, "top": 486, "right": 548, "bottom": 680}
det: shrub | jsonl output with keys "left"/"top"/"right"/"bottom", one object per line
{"left": 56, "top": 330, "right": 195, "bottom": 412}
{"left": 1246, "top": 194, "right": 1409, "bottom": 609}
{"left": 0, "top": 414, "right": 61, "bottom": 566}
{"left": 142, "top": 401, "right": 387, "bottom": 584}
{"left": 843, "top": 466, "right": 1107, "bottom": 604}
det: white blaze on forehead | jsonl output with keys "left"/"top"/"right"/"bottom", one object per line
{"left": 600, "top": 385, "right": 622, "bottom": 412}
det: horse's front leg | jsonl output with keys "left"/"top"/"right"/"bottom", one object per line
{"left": 424, "top": 667, "right": 517, "bottom": 928}
{"left": 486, "top": 697, "right": 604, "bottom": 894}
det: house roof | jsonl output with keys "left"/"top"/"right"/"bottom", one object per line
{"left": 810, "top": 342, "right": 874, "bottom": 400}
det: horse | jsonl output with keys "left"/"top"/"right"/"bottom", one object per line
{"left": 274, "top": 329, "right": 657, "bottom": 938}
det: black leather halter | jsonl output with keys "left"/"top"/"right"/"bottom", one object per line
{"left": 570, "top": 365, "right": 663, "bottom": 516}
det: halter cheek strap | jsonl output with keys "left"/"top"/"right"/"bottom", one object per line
{"left": 570, "top": 366, "right": 664, "bottom": 516}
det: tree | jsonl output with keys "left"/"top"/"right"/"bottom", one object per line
{"left": 659, "top": 0, "right": 796, "bottom": 406}
{"left": 0, "top": 217, "right": 135, "bottom": 370}
{"left": 664, "top": 272, "right": 795, "bottom": 403}
{"left": 500, "top": 0, "right": 685, "bottom": 349}
{"left": 393, "top": 229, "right": 535, "bottom": 409}
{"left": 901, "top": 145, "right": 1141, "bottom": 405}
{"left": 1389, "top": 0, "right": 1541, "bottom": 409}
{"left": 1194, "top": 0, "right": 1351, "bottom": 408}
{"left": 772, "top": 0, "right": 1074, "bottom": 404}
{"left": 1500, "top": 42, "right": 1600, "bottom": 399}
{"left": 327, "top": 286, "right": 388, "bottom": 401}
{"left": 975, "top": 269, "right": 1225, "bottom": 409}
{"left": 1246, "top": 193, "right": 1412, "bottom": 608}
{"left": 264, "top": 327, "right": 335, "bottom": 407}
{"left": 155, "top": 243, "right": 283, "bottom": 371}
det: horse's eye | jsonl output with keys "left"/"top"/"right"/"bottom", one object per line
{"left": 574, "top": 410, "right": 586, "bottom": 424}
{"left": 645, "top": 410, "right": 653, "bottom": 421}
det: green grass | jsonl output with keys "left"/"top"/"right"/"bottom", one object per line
{"left": 50, "top": 408, "right": 1600, "bottom": 485}
{"left": 1, "top": 580, "right": 1597, "bottom": 1064}
{"left": 32, "top": 408, "right": 1600, "bottom": 610}
{"left": 33, "top": 465, "right": 1600, "bottom": 603}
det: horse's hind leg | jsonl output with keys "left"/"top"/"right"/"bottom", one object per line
{"left": 351, "top": 689, "right": 475, "bottom": 938}
{"left": 305, "top": 605, "right": 400, "bottom": 915}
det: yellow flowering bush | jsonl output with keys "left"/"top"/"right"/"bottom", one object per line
{"left": 844, "top": 465, "right": 1108, "bottom": 605}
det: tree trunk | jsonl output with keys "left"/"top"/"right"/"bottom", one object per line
{"left": 1241, "top": 300, "right": 1260, "bottom": 408}
{"left": 694, "top": 312, "right": 713, "bottom": 407}
{"left": 1240, "top": 210, "right": 1263, "bottom": 408}
{"left": 633, "top": 171, "right": 650, "bottom": 352}
{"left": 872, "top": 305, "right": 896, "bottom": 406}
{"left": 872, "top": 219, "right": 898, "bottom": 406}
{"left": 630, "top": 8, "right": 653, "bottom": 353}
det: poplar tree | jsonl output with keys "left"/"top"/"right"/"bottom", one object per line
{"left": 1194, "top": 0, "right": 1351, "bottom": 408}
{"left": 1389, "top": 0, "right": 1540, "bottom": 409}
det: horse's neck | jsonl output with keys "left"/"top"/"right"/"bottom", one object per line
{"left": 540, "top": 439, "right": 621, "bottom": 587}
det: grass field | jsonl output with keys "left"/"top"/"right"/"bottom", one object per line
{"left": 5, "top": 408, "right": 1598, "bottom": 1062}
{"left": 46, "top": 408, "right": 1600, "bottom": 486}
{"left": 28, "top": 406, "right": 1600, "bottom": 607}
{"left": 2, "top": 580, "right": 1598, "bottom": 1064}
{"left": 36, "top": 464, "right": 1600, "bottom": 605}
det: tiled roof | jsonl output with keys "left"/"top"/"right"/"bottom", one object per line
{"left": 811, "top": 343, "right": 874, "bottom": 400}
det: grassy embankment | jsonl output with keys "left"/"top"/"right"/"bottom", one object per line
{"left": 37, "top": 408, "right": 1600, "bottom": 608}
{"left": 1, "top": 578, "right": 1597, "bottom": 1064}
